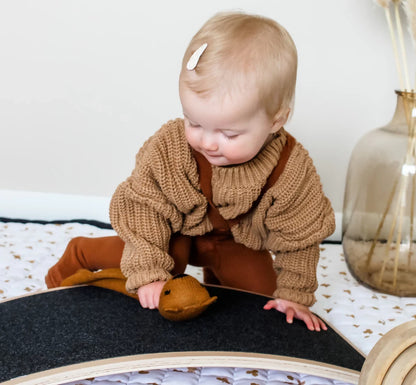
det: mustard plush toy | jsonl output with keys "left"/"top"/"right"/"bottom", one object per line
{"left": 159, "top": 274, "right": 217, "bottom": 321}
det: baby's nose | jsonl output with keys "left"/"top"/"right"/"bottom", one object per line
{"left": 201, "top": 134, "right": 218, "bottom": 151}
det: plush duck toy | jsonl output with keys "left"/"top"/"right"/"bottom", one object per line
{"left": 159, "top": 274, "right": 217, "bottom": 321}
{"left": 61, "top": 269, "right": 217, "bottom": 321}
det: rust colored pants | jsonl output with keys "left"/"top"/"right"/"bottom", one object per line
{"left": 45, "top": 231, "right": 277, "bottom": 296}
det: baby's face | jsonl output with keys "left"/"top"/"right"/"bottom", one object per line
{"left": 180, "top": 85, "right": 280, "bottom": 166}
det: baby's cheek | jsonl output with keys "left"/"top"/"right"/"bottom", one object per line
{"left": 223, "top": 142, "right": 243, "bottom": 160}
{"left": 230, "top": 140, "right": 260, "bottom": 163}
{"left": 185, "top": 130, "right": 197, "bottom": 148}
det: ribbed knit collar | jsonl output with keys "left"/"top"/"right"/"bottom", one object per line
{"left": 210, "top": 129, "right": 288, "bottom": 220}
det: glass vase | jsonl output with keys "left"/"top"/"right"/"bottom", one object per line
{"left": 342, "top": 90, "right": 416, "bottom": 296}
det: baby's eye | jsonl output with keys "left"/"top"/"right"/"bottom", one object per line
{"left": 188, "top": 121, "right": 200, "bottom": 128}
{"left": 223, "top": 132, "right": 238, "bottom": 139}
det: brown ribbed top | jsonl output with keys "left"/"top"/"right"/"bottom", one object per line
{"left": 110, "top": 119, "right": 335, "bottom": 306}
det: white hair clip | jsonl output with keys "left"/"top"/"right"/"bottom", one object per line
{"left": 186, "top": 43, "right": 208, "bottom": 71}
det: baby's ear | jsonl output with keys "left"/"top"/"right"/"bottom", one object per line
{"left": 271, "top": 108, "right": 290, "bottom": 133}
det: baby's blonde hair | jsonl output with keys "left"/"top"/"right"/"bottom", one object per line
{"left": 179, "top": 12, "right": 298, "bottom": 118}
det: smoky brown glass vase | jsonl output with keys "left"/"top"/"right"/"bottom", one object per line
{"left": 342, "top": 90, "right": 416, "bottom": 296}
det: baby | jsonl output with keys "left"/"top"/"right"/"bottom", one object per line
{"left": 46, "top": 11, "right": 335, "bottom": 331}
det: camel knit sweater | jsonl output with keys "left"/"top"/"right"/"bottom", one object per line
{"left": 110, "top": 119, "right": 335, "bottom": 306}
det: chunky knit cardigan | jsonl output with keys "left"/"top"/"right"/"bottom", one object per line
{"left": 110, "top": 119, "right": 335, "bottom": 306}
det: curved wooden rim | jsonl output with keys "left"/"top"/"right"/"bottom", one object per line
{"left": 403, "top": 363, "right": 416, "bottom": 385}
{"left": 383, "top": 344, "right": 416, "bottom": 384}
{"left": 359, "top": 320, "right": 416, "bottom": 385}
{"left": 2, "top": 351, "right": 361, "bottom": 385}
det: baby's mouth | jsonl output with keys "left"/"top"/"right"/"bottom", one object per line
{"left": 204, "top": 151, "right": 221, "bottom": 158}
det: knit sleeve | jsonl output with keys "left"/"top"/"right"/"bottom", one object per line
{"left": 109, "top": 120, "right": 201, "bottom": 293}
{"left": 110, "top": 183, "right": 176, "bottom": 293}
{"left": 265, "top": 143, "right": 335, "bottom": 306}
{"left": 110, "top": 164, "right": 179, "bottom": 293}
{"left": 272, "top": 244, "right": 320, "bottom": 306}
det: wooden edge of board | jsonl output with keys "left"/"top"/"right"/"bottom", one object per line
{"left": 1, "top": 351, "right": 361, "bottom": 385}
{"left": 359, "top": 320, "right": 416, "bottom": 385}
{"left": 0, "top": 287, "right": 82, "bottom": 303}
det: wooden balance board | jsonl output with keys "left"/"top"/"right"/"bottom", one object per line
{"left": 359, "top": 319, "right": 416, "bottom": 385}
{"left": 0, "top": 285, "right": 365, "bottom": 385}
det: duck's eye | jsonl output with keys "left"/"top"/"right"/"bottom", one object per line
{"left": 164, "top": 290, "right": 171, "bottom": 295}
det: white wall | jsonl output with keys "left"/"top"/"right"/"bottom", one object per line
{"left": 0, "top": 0, "right": 414, "bottom": 226}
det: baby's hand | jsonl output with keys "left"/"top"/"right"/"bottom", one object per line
{"left": 263, "top": 298, "right": 327, "bottom": 332}
{"left": 137, "top": 280, "right": 167, "bottom": 309}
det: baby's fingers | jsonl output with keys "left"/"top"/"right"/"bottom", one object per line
{"left": 305, "top": 315, "right": 327, "bottom": 332}
{"left": 137, "top": 292, "right": 148, "bottom": 308}
{"left": 151, "top": 291, "right": 160, "bottom": 309}
{"left": 138, "top": 290, "right": 149, "bottom": 308}
{"left": 285, "top": 307, "right": 295, "bottom": 324}
{"left": 263, "top": 300, "right": 279, "bottom": 310}
{"left": 315, "top": 316, "right": 327, "bottom": 331}
{"left": 138, "top": 288, "right": 155, "bottom": 309}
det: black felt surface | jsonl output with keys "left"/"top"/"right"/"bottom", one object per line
{"left": 0, "top": 217, "right": 113, "bottom": 229}
{"left": 0, "top": 286, "right": 364, "bottom": 382}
